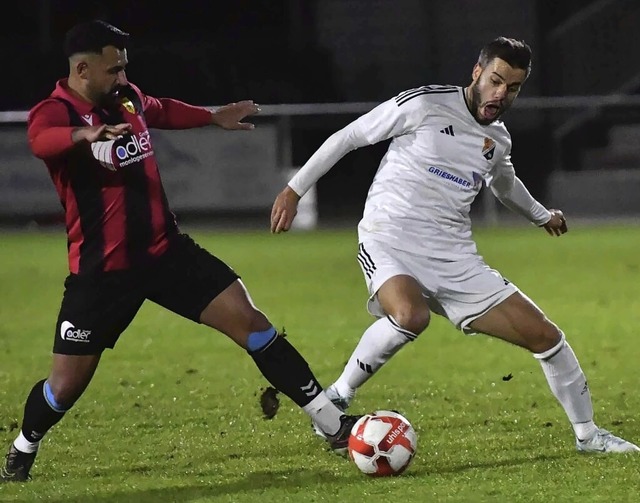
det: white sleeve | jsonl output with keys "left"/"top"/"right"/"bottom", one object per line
{"left": 486, "top": 150, "right": 551, "bottom": 226}
{"left": 288, "top": 95, "right": 427, "bottom": 196}
{"left": 90, "top": 139, "right": 117, "bottom": 171}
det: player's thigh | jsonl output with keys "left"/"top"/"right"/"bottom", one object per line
{"left": 199, "top": 279, "right": 271, "bottom": 347}
{"left": 469, "top": 290, "right": 561, "bottom": 352}
{"left": 147, "top": 234, "right": 259, "bottom": 335}
{"left": 54, "top": 271, "right": 145, "bottom": 356}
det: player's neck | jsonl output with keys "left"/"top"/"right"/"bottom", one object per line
{"left": 462, "top": 87, "right": 475, "bottom": 117}
{"left": 66, "top": 76, "right": 97, "bottom": 107}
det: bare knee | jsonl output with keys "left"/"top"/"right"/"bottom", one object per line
{"left": 46, "top": 376, "right": 85, "bottom": 408}
{"left": 529, "top": 322, "right": 563, "bottom": 354}
{"left": 389, "top": 304, "right": 430, "bottom": 335}
{"left": 47, "top": 354, "right": 100, "bottom": 408}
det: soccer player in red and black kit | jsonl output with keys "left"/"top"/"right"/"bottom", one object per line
{"left": 1, "top": 20, "right": 360, "bottom": 482}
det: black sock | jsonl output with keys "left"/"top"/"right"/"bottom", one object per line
{"left": 250, "top": 335, "right": 322, "bottom": 407}
{"left": 20, "top": 379, "right": 67, "bottom": 443}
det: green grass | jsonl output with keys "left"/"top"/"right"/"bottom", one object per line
{"left": 1, "top": 224, "right": 640, "bottom": 502}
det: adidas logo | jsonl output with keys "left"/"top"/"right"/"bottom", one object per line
{"left": 357, "top": 359, "right": 373, "bottom": 374}
{"left": 439, "top": 125, "right": 455, "bottom": 136}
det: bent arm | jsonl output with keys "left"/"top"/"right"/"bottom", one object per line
{"left": 288, "top": 122, "right": 371, "bottom": 196}
{"left": 489, "top": 167, "right": 551, "bottom": 226}
{"left": 28, "top": 101, "right": 78, "bottom": 159}
{"left": 289, "top": 97, "right": 425, "bottom": 196}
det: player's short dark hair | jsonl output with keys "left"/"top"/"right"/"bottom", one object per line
{"left": 478, "top": 37, "right": 532, "bottom": 77}
{"left": 63, "top": 20, "right": 130, "bottom": 58}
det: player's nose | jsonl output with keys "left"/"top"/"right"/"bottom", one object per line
{"left": 494, "top": 84, "right": 507, "bottom": 100}
{"left": 117, "top": 71, "right": 128, "bottom": 86}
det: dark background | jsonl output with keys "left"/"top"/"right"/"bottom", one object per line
{"left": 3, "top": 0, "right": 639, "bottom": 220}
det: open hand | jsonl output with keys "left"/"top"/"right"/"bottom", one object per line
{"left": 212, "top": 100, "right": 261, "bottom": 130}
{"left": 79, "top": 123, "right": 132, "bottom": 143}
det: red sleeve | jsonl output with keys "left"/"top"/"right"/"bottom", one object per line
{"left": 130, "top": 84, "right": 212, "bottom": 129}
{"left": 27, "top": 100, "right": 76, "bottom": 159}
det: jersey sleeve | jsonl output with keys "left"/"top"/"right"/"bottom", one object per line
{"left": 486, "top": 142, "right": 551, "bottom": 226}
{"left": 130, "top": 84, "right": 212, "bottom": 129}
{"left": 353, "top": 91, "right": 430, "bottom": 144}
{"left": 27, "top": 100, "right": 76, "bottom": 159}
{"left": 288, "top": 91, "right": 429, "bottom": 196}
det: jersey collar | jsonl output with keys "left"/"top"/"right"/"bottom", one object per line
{"left": 51, "top": 79, "right": 96, "bottom": 116}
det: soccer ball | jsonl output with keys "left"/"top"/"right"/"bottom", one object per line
{"left": 348, "top": 410, "right": 417, "bottom": 476}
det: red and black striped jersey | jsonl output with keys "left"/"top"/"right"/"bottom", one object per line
{"left": 28, "top": 79, "right": 213, "bottom": 274}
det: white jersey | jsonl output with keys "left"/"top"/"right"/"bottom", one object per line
{"left": 289, "top": 85, "right": 551, "bottom": 260}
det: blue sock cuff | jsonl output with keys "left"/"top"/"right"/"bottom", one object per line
{"left": 43, "top": 380, "right": 69, "bottom": 413}
{"left": 247, "top": 327, "right": 278, "bottom": 352}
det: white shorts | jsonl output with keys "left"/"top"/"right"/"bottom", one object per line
{"left": 356, "top": 239, "right": 518, "bottom": 333}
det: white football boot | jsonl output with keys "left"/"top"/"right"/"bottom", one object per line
{"left": 576, "top": 428, "right": 640, "bottom": 453}
{"left": 312, "top": 385, "right": 352, "bottom": 439}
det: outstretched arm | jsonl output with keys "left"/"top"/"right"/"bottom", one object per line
{"left": 142, "top": 96, "right": 260, "bottom": 130}
{"left": 131, "top": 80, "right": 260, "bottom": 130}
{"left": 270, "top": 123, "right": 367, "bottom": 233}
{"left": 271, "top": 95, "right": 428, "bottom": 233}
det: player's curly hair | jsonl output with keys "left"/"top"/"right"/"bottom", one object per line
{"left": 478, "top": 37, "right": 532, "bottom": 78}
{"left": 63, "top": 20, "right": 129, "bottom": 58}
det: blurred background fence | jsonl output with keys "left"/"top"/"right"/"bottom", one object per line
{"left": 1, "top": 0, "right": 639, "bottom": 227}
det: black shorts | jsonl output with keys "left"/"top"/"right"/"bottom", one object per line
{"left": 53, "top": 233, "right": 240, "bottom": 355}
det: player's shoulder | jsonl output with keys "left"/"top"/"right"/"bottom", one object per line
{"left": 28, "top": 97, "right": 71, "bottom": 124}
{"left": 393, "top": 84, "right": 461, "bottom": 108}
{"left": 487, "top": 119, "right": 512, "bottom": 143}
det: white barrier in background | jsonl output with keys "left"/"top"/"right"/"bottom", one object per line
{"left": 285, "top": 168, "right": 317, "bottom": 231}
{"left": 0, "top": 124, "right": 284, "bottom": 216}
{"left": 2, "top": 95, "right": 640, "bottom": 225}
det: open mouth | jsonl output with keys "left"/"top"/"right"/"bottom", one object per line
{"left": 482, "top": 103, "right": 501, "bottom": 121}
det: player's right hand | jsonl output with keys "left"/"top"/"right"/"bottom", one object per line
{"left": 78, "top": 123, "right": 132, "bottom": 143}
{"left": 271, "top": 186, "right": 301, "bottom": 233}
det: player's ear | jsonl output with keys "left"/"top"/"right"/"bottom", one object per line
{"left": 471, "top": 63, "right": 482, "bottom": 82}
{"left": 70, "top": 56, "right": 89, "bottom": 79}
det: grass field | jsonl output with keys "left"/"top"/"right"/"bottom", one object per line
{"left": 1, "top": 224, "right": 639, "bottom": 502}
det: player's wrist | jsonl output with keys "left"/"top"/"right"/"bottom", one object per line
{"left": 71, "top": 127, "right": 90, "bottom": 144}
{"left": 285, "top": 185, "right": 302, "bottom": 200}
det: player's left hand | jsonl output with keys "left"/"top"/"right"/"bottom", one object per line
{"left": 542, "top": 209, "right": 568, "bottom": 236}
{"left": 211, "top": 100, "right": 261, "bottom": 130}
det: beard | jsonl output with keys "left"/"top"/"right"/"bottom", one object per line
{"left": 96, "top": 86, "right": 122, "bottom": 109}
{"left": 468, "top": 83, "right": 510, "bottom": 125}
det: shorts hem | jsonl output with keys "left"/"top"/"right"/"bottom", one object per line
{"left": 458, "top": 286, "right": 519, "bottom": 335}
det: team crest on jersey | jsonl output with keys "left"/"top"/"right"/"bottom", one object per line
{"left": 482, "top": 137, "right": 496, "bottom": 160}
{"left": 121, "top": 97, "right": 136, "bottom": 114}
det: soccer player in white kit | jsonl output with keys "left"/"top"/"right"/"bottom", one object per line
{"left": 271, "top": 37, "right": 638, "bottom": 453}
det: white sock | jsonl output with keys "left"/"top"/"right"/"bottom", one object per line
{"left": 13, "top": 431, "right": 40, "bottom": 454}
{"left": 535, "top": 334, "right": 597, "bottom": 440}
{"left": 333, "top": 316, "right": 416, "bottom": 399}
{"left": 303, "top": 392, "right": 343, "bottom": 435}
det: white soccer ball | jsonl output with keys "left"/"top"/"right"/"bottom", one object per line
{"left": 348, "top": 410, "right": 417, "bottom": 476}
